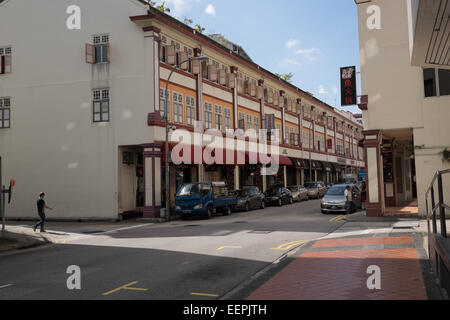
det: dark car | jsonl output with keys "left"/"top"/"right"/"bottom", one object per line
{"left": 304, "top": 182, "right": 327, "bottom": 199}
{"left": 321, "top": 184, "right": 362, "bottom": 214}
{"left": 264, "top": 187, "right": 293, "bottom": 206}
{"left": 234, "top": 187, "right": 265, "bottom": 211}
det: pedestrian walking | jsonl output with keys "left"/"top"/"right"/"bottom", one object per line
{"left": 344, "top": 186, "right": 352, "bottom": 215}
{"left": 33, "top": 192, "right": 53, "bottom": 233}
{"left": 360, "top": 181, "right": 367, "bottom": 210}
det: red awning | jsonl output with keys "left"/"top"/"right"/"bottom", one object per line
{"left": 165, "top": 143, "right": 293, "bottom": 166}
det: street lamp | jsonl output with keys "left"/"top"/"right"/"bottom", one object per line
{"left": 164, "top": 55, "right": 209, "bottom": 221}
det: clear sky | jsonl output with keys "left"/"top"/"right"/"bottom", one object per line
{"left": 152, "top": 0, "right": 361, "bottom": 113}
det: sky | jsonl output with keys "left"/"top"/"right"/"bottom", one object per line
{"left": 152, "top": 0, "right": 361, "bottom": 113}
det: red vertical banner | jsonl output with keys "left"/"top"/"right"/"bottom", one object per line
{"left": 340, "top": 66, "right": 357, "bottom": 106}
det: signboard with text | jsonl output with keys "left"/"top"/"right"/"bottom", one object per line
{"left": 340, "top": 66, "right": 357, "bottom": 106}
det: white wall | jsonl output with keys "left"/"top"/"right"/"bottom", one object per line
{"left": 0, "top": 0, "right": 154, "bottom": 220}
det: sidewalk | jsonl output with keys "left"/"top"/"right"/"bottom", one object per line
{"left": 244, "top": 220, "right": 445, "bottom": 300}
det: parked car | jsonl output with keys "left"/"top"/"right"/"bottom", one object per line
{"left": 234, "top": 187, "right": 265, "bottom": 211}
{"left": 320, "top": 184, "right": 362, "bottom": 214}
{"left": 325, "top": 184, "right": 334, "bottom": 191}
{"left": 175, "top": 182, "right": 237, "bottom": 220}
{"left": 304, "top": 182, "right": 327, "bottom": 199}
{"left": 264, "top": 187, "right": 293, "bottom": 206}
{"left": 288, "top": 186, "right": 309, "bottom": 202}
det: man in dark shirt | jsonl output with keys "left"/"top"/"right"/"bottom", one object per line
{"left": 33, "top": 192, "right": 53, "bottom": 232}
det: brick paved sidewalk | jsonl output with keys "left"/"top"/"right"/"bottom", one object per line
{"left": 247, "top": 233, "right": 433, "bottom": 300}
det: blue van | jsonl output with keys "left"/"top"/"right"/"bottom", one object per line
{"left": 175, "top": 182, "right": 237, "bottom": 219}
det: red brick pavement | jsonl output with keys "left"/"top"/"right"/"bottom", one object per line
{"left": 311, "top": 236, "right": 414, "bottom": 248}
{"left": 247, "top": 236, "right": 428, "bottom": 300}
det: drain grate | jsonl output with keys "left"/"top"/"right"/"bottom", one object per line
{"left": 184, "top": 225, "right": 201, "bottom": 228}
{"left": 233, "top": 221, "right": 248, "bottom": 224}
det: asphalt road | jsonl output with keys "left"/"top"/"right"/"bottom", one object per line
{"left": 0, "top": 199, "right": 348, "bottom": 300}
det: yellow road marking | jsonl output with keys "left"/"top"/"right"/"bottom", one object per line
{"left": 329, "top": 215, "right": 346, "bottom": 223}
{"left": 216, "top": 246, "right": 242, "bottom": 251}
{"left": 271, "top": 239, "right": 314, "bottom": 251}
{"left": 335, "top": 215, "right": 347, "bottom": 222}
{"left": 102, "top": 281, "right": 148, "bottom": 296}
{"left": 190, "top": 293, "right": 219, "bottom": 297}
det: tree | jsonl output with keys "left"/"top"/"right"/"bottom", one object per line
{"left": 183, "top": 17, "right": 193, "bottom": 26}
{"left": 275, "top": 72, "right": 294, "bottom": 83}
{"left": 195, "top": 24, "right": 206, "bottom": 33}
{"left": 147, "top": 1, "right": 170, "bottom": 13}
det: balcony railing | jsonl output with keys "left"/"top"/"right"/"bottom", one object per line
{"left": 426, "top": 169, "right": 450, "bottom": 238}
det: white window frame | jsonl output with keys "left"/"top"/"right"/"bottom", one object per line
{"left": 0, "top": 97, "right": 11, "bottom": 128}
{"left": 173, "top": 91, "right": 184, "bottom": 124}
{"left": 93, "top": 88, "right": 110, "bottom": 123}
{"left": 186, "top": 96, "right": 195, "bottom": 126}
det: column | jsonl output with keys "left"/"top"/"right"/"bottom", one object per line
{"left": 143, "top": 26, "right": 162, "bottom": 117}
{"left": 283, "top": 166, "right": 287, "bottom": 187}
{"left": 143, "top": 143, "right": 163, "bottom": 218}
{"left": 363, "top": 130, "right": 384, "bottom": 217}
{"left": 298, "top": 99, "right": 303, "bottom": 148}
{"left": 234, "top": 166, "right": 240, "bottom": 190}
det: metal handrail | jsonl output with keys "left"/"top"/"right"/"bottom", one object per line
{"left": 425, "top": 169, "right": 450, "bottom": 238}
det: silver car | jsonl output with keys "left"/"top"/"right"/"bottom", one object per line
{"left": 304, "top": 182, "right": 327, "bottom": 199}
{"left": 288, "top": 186, "right": 309, "bottom": 202}
{"left": 320, "top": 184, "right": 362, "bottom": 213}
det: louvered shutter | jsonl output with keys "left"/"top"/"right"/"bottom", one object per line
{"left": 219, "top": 69, "right": 226, "bottom": 85}
{"left": 166, "top": 45, "right": 176, "bottom": 65}
{"left": 192, "top": 59, "right": 201, "bottom": 74}
{"left": 268, "top": 90, "right": 273, "bottom": 104}
{"left": 209, "top": 64, "right": 218, "bottom": 82}
{"left": 257, "top": 86, "right": 263, "bottom": 99}
{"left": 273, "top": 93, "right": 279, "bottom": 106}
{"left": 228, "top": 73, "right": 236, "bottom": 88}
{"left": 179, "top": 52, "right": 189, "bottom": 70}
{"left": 85, "top": 44, "right": 95, "bottom": 64}
{"left": 238, "top": 78, "right": 243, "bottom": 93}
{"left": 250, "top": 81, "right": 256, "bottom": 97}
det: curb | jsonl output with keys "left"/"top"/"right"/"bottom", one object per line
{"left": 0, "top": 231, "right": 52, "bottom": 254}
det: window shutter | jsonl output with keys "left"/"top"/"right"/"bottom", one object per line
{"left": 272, "top": 93, "right": 277, "bottom": 106}
{"left": 106, "top": 43, "right": 111, "bottom": 63}
{"left": 166, "top": 45, "right": 176, "bottom": 65}
{"left": 85, "top": 44, "right": 95, "bottom": 64}
{"left": 268, "top": 90, "right": 273, "bottom": 104}
{"left": 219, "top": 69, "right": 227, "bottom": 85}
{"left": 250, "top": 81, "right": 256, "bottom": 97}
{"left": 209, "top": 64, "right": 218, "bottom": 82}
{"left": 179, "top": 51, "right": 189, "bottom": 70}
{"left": 257, "top": 86, "right": 263, "bottom": 99}
{"left": 238, "top": 78, "right": 243, "bottom": 93}
{"left": 244, "top": 80, "right": 250, "bottom": 95}
{"left": 0, "top": 57, "right": 3, "bottom": 74}
{"left": 228, "top": 73, "right": 236, "bottom": 88}
{"left": 279, "top": 96, "right": 284, "bottom": 108}
{"left": 192, "top": 59, "right": 201, "bottom": 74}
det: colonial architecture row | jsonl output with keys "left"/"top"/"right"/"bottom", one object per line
{"left": 0, "top": 0, "right": 364, "bottom": 220}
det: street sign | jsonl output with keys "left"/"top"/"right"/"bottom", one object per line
{"left": 340, "top": 66, "right": 357, "bottom": 106}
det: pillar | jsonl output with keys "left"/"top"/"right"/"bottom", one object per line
{"left": 363, "top": 130, "right": 384, "bottom": 217}
{"left": 234, "top": 166, "right": 240, "bottom": 190}
{"left": 283, "top": 166, "right": 287, "bottom": 187}
{"left": 143, "top": 143, "right": 163, "bottom": 218}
